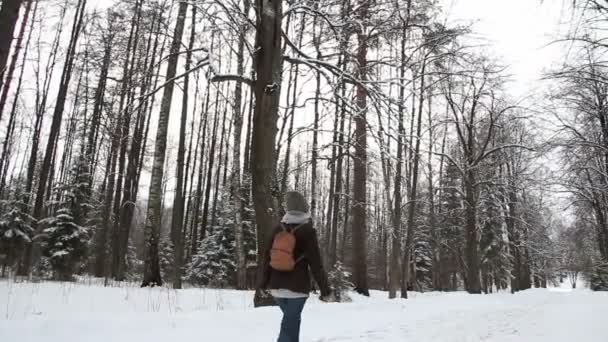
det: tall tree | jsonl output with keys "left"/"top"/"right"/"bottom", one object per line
{"left": 402, "top": 56, "right": 427, "bottom": 298}
{"left": 0, "top": 0, "right": 36, "bottom": 197}
{"left": 0, "top": 0, "right": 25, "bottom": 98}
{"left": 0, "top": 0, "right": 33, "bottom": 120}
{"left": 389, "top": 21, "right": 408, "bottom": 299}
{"left": 351, "top": 0, "right": 370, "bottom": 296}
{"left": 252, "top": 0, "right": 283, "bottom": 307}
{"left": 170, "top": 4, "right": 196, "bottom": 289}
{"left": 22, "top": 0, "right": 87, "bottom": 275}
{"left": 232, "top": 0, "right": 250, "bottom": 291}
{"left": 91, "top": 16, "right": 115, "bottom": 278}
{"left": 141, "top": 0, "right": 189, "bottom": 287}
{"left": 115, "top": 0, "right": 169, "bottom": 280}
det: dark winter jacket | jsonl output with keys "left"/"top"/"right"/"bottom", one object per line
{"left": 259, "top": 221, "right": 331, "bottom": 297}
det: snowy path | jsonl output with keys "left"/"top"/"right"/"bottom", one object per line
{"left": 1, "top": 281, "right": 607, "bottom": 342}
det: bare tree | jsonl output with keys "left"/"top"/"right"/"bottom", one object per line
{"left": 141, "top": 0, "right": 189, "bottom": 287}
{"left": 22, "top": 0, "right": 87, "bottom": 275}
{"left": 0, "top": 0, "right": 26, "bottom": 97}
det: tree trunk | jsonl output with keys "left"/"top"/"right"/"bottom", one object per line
{"left": 0, "top": 0, "right": 32, "bottom": 119}
{"left": 141, "top": 0, "right": 188, "bottom": 287}
{"left": 310, "top": 11, "right": 320, "bottom": 223}
{"left": 340, "top": 117, "right": 353, "bottom": 264}
{"left": 111, "top": 0, "right": 142, "bottom": 280}
{"left": 464, "top": 171, "right": 481, "bottom": 293}
{"left": 190, "top": 88, "right": 211, "bottom": 257}
{"left": 352, "top": 0, "right": 370, "bottom": 296}
{"left": 325, "top": 93, "right": 339, "bottom": 265}
{"left": 114, "top": 3, "right": 165, "bottom": 280}
{"left": 106, "top": 0, "right": 140, "bottom": 280}
{"left": 0, "top": 0, "right": 25, "bottom": 99}
{"left": 200, "top": 88, "right": 221, "bottom": 240}
{"left": 427, "top": 90, "right": 440, "bottom": 291}
{"left": 389, "top": 22, "right": 408, "bottom": 299}
{"left": 329, "top": 29, "right": 349, "bottom": 268}
{"left": 402, "top": 59, "right": 426, "bottom": 298}
{"left": 89, "top": 39, "right": 112, "bottom": 277}
{"left": 252, "top": 0, "right": 283, "bottom": 308}
{"left": 279, "top": 90, "right": 296, "bottom": 197}
{"left": 232, "top": 0, "right": 250, "bottom": 290}
{"left": 23, "top": 0, "right": 87, "bottom": 275}
{"left": 21, "top": 0, "right": 67, "bottom": 211}
{"left": 0, "top": 0, "right": 34, "bottom": 198}
{"left": 170, "top": 4, "right": 195, "bottom": 289}
{"left": 211, "top": 94, "right": 229, "bottom": 226}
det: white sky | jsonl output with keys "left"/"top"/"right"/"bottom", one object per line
{"left": 442, "top": 0, "right": 567, "bottom": 98}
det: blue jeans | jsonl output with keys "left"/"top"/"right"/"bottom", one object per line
{"left": 275, "top": 297, "right": 308, "bottom": 342}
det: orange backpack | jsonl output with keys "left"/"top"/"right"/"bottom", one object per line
{"left": 269, "top": 223, "right": 305, "bottom": 272}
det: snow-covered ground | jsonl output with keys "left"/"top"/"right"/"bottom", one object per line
{"left": 1, "top": 279, "right": 606, "bottom": 341}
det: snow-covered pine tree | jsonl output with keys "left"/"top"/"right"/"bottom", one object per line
{"left": 479, "top": 190, "right": 512, "bottom": 293}
{"left": 159, "top": 238, "right": 174, "bottom": 280}
{"left": 413, "top": 195, "right": 433, "bottom": 291}
{"left": 41, "top": 154, "right": 91, "bottom": 281}
{"left": 0, "top": 186, "right": 34, "bottom": 276}
{"left": 436, "top": 151, "right": 465, "bottom": 291}
{"left": 186, "top": 191, "right": 235, "bottom": 287}
{"left": 328, "top": 261, "right": 354, "bottom": 302}
{"left": 523, "top": 199, "right": 557, "bottom": 288}
{"left": 125, "top": 240, "right": 143, "bottom": 280}
{"left": 241, "top": 190, "right": 258, "bottom": 287}
{"left": 588, "top": 262, "right": 608, "bottom": 291}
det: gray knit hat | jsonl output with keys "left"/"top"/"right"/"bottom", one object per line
{"left": 285, "top": 191, "right": 309, "bottom": 213}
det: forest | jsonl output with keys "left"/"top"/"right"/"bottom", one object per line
{"left": 0, "top": 0, "right": 608, "bottom": 303}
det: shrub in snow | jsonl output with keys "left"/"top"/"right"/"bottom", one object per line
{"left": 0, "top": 194, "right": 34, "bottom": 275}
{"left": 125, "top": 242, "right": 143, "bottom": 280}
{"left": 328, "top": 261, "right": 354, "bottom": 302}
{"left": 42, "top": 206, "right": 89, "bottom": 281}
{"left": 41, "top": 154, "right": 91, "bottom": 281}
{"left": 242, "top": 204, "right": 258, "bottom": 268}
{"left": 588, "top": 262, "right": 608, "bottom": 291}
{"left": 186, "top": 192, "right": 236, "bottom": 287}
{"left": 159, "top": 238, "right": 174, "bottom": 279}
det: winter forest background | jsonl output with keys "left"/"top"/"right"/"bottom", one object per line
{"left": 1, "top": 0, "right": 608, "bottom": 302}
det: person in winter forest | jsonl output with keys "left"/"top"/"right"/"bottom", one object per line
{"left": 259, "top": 191, "right": 333, "bottom": 342}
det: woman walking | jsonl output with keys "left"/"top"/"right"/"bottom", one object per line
{"left": 259, "top": 191, "right": 333, "bottom": 342}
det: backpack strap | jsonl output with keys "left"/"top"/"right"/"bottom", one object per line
{"left": 292, "top": 222, "right": 307, "bottom": 232}
{"left": 280, "top": 221, "right": 308, "bottom": 233}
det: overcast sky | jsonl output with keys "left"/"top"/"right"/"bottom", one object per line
{"left": 442, "top": 0, "right": 568, "bottom": 98}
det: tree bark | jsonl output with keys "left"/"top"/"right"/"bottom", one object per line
{"left": 0, "top": 0, "right": 25, "bottom": 99}
{"left": 200, "top": 87, "right": 221, "bottom": 240}
{"left": 232, "top": 0, "right": 250, "bottom": 291}
{"left": 90, "top": 34, "right": 113, "bottom": 277}
{"left": 23, "top": 0, "right": 87, "bottom": 275}
{"left": 402, "top": 59, "right": 426, "bottom": 298}
{"left": 0, "top": 0, "right": 34, "bottom": 198}
{"left": 141, "top": 0, "right": 188, "bottom": 287}
{"left": 351, "top": 0, "right": 370, "bottom": 296}
{"left": 170, "top": 4, "right": 195, "bottom": 289}
{"left": 310, "top": 10, "right": 321, "bottom": 222}
{"left": 114, "top": 3, "right": 165, "bottom": 280}
{"left": 190, "top": 87, "right": 210, "bottom": 257}
{"left": 0, "top": 0, "right": 32, "bottom": 120}
{"left": 252, "top": 0, "right": 283, "bottom": 307}
{"left": 388, "top": 19, "right": 410, "bottom": 299}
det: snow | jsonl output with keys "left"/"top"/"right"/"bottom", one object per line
{"left": 1, "top": 279, "right": 607, "bottom": 342}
